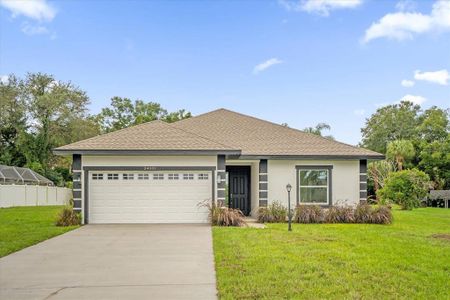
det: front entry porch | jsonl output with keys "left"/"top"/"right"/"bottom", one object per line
{"left": 217, "top": 155, "right": 267, "bottom": 217}
{"left": 226, "top": 166, "right": 251, "bottom": 216}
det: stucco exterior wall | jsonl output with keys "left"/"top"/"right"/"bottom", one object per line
{"left": 75, "top": 155, "right": 360, "bottom": 224}
{"left": 268, "top": 160, "right": 360, "bottom": 207}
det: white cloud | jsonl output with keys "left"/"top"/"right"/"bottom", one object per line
{"left": 353, "top": 109, "right": 366, "bottom": 116}
{"left": 21, "top": 22, "right": 49, "bottom": 35}
{"left": 0, "top": 0, "right": 56, "bottom": 21}
{"left": 253, "top": 58, "right": 283, "bottom": 74}
{"left": 401, "top": 79, "right": 415, "bottom": 87}
{"left": 0, "top": 75, "right": 9, "bottom": 84}
{"left": 414, "top": 69, "right": 449, "bottom": 85}
{"left": 399, "top": 94, "right": 427, "bottom": 105}
{"left": 363, "top": 0, "right": 450, "bottom": 43}
{"left": 279, "top": 0, "right": 362, "bottom": 17}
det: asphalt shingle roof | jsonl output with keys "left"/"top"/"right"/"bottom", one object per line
{"left": 55, "top": 120, "right": 235, "bottom": 151}
{"left": 55, "top": 108, "right": 383, "bottom": 158}
{"left": 173, "top": 109, "right": 383, "bottom": 157}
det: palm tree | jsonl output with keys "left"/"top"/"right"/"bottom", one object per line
{"left": 386, "top": 140, "right": 415, "bottom": 171}
{"left": 303, "top": 123, "right": 334, "bottom": 140}
{"left": 368, "top": 160, "right": 396, "bottom": 201}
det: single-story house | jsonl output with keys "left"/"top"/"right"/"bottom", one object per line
{"left": 54, "top": 108, "right": 383, "bottom": 224}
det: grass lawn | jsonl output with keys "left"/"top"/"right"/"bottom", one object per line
{"left": 0, "top": 206, "right": 79, "bottom": 258}
{"left": 213, "top": 208, "right": 450, "bottom": 299}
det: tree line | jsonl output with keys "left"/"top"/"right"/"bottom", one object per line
{"left": 0, "top": 73, "right": 191, "bottom": 186}
{"left": 1, "top": 73, "right": 449, "bottom": 195}
{"left": 360, "top": 101, "right": 449, "bottom": 206}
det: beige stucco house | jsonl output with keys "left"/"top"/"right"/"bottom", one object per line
{"left": 54, "top": 109, "right": 383, "bottom": 224}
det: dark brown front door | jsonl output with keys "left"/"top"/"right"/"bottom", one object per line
{"left": 227, "top": 166, "right": 251, "bottom": 216}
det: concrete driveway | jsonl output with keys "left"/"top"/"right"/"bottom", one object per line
{"left": 0, "top": 224, "right": 217, "bottom": 300}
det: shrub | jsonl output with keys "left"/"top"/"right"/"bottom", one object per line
{"left": 371, "top": 206, "right": 393, "bottom": 224}
{"left": 294, "top": 205, "right": 323, "bottom": 223}
{"left": 211, "top": 207, "right": 247, "bottom": 227}
{"left": 354, "top": 203, "right": 373, "bottom": 223}
{"left": 56, "top": 206, "right": 81, "bottom": 226}
{"left": 199, "top": 200, "right": 247, "bottom": 227}
{"left": 324, "top": 206, "right": 354, "bottom": 223}
{"left": 257, "top": 202, "right": 393, "bottom": 225}
{"left": 354, "top": 203, "right": 393, "bottom": 224}
{"left": 257, "top": 201, "right": 287, "bottom": 223}
{"left": 257, "top": 207, "right": 272, "bottom": 223}
{"left": 377, "top": 169, "right": 431, "bottom": 210}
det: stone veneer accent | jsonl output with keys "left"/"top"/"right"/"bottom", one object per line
{"left": 72, "top": 154, "right": 82, "bottom": 213}
{"left": 216, "top": 155, "right": 226, "bottom": 206}
{"left": 259, "top": 159, "right": 268, "bottom": 207}
{"left": 359, "top": 159, "right": 367, "bottom": 203}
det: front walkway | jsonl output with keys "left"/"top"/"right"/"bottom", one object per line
{"left": 0, "top": 224, "right": 217, "bottom": 300}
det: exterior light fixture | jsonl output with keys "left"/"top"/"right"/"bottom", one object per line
{"left": 217, "top": 173, "right": 222, "bottom": 184}
{"left": 286, "top": 183, "right": 292, "bottom": 231}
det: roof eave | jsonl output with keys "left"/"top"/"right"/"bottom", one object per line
{"left": 237, "top": 154, "right": 385, "bottom": 160}
{"left": 53, "top": 149, "right": 242, "bottom": 156}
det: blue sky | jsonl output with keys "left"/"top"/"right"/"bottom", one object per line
{"left": 1, "top": 0, "right": 449, "bottom": 145}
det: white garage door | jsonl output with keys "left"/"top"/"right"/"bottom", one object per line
{"left": 88, "top": 170, "right": 212, "bottom": 224}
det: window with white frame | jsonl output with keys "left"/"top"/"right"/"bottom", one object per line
{"left": 107, "top": 173, "right": 119, "bottom": 180}
{"left": 153, "top": 173, "right": 164, "bottom": 180}
{"left": 298, "top": 168, "right": 330, "bottom": 204}
{"left": 183, "top": 173, "right": 194, "bottom": 180}
{"left": 198, "top": 173, "right": 209, "bottom": 180}
{"left": 123, "top": 173, "right": 134, "bottom": 180}
{"left": 138, "top": 173, "right": 149, "bottom": 180}
{"left": 168, "top": 173, "right": 179, "bottom": 180}
{"left": 92, "top": 173, "right": 103, "bottom": 180}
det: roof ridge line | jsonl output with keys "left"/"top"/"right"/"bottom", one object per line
{"left": 173, "top": 108, "right": 227, "bottom": 124}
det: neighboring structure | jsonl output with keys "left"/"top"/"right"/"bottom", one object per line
{"left": 428, "top": 190, "right": 450, "bottom": 209}
{"left": 0, "top": 164, "right": 71, "bottom": 208}
{"left": 54, "top": 108, "right": 384, "bottom": 224}
{"left": 0, "top": 165, "right": 53, "bottom": 186}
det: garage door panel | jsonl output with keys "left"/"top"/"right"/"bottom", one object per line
{"left": 91, "top": 201, "right": 207, "bottom": 211}
{"left": 91, "top": 199, "right": 209, "bottom": 208}
{"left": 90, "top": 211, "right": 209, "bottom": 223}
{"left": 88, "top": 171, "right": 212, "bottom": 224}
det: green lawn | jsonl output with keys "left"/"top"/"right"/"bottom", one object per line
{"left": 0, "top": 206, "right": 79, "bottom": 258}
{"left": 213, "top": 208, "right": 450, "bottom": 299}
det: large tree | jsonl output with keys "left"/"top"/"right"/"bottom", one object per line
{"left": 0, "top": 75, "right": 27, "bottom": 166}
{"left": 362, "top": 101, "right": 449, "bottom": 191}
{"left": 21, "top": 73, "right": 91, "bottom": 170}
{"left": 416, "top": 106, "right": 449, "bottom": 143}
{"left": 418, "top": 135, "right": 450, "bottom": 189}
{"left": 360, "top": 101, "right": 420, "bottom": 153}
{"left": 97, "top": 97, "right": 191, "bottom": 132}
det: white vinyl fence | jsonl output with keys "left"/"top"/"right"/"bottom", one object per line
{"left": 0, "top": 185, "right": 72, "bottom": 208}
